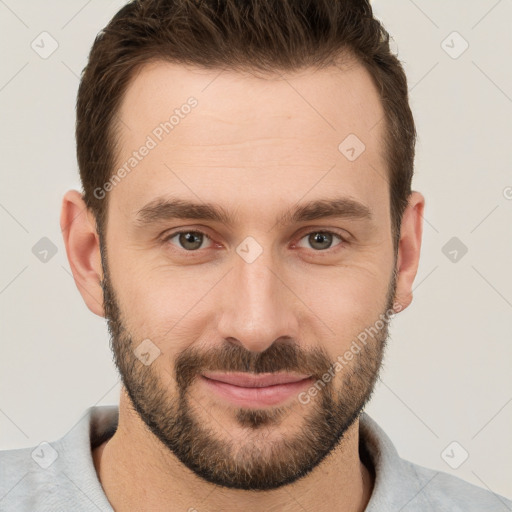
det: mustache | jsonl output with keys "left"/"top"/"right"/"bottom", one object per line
{"left": 174, "top": 338, "right": 333, "bottom": 390}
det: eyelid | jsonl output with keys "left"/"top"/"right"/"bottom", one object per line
{"left": 294, "top": 226, "right": 350, "bottom": 242}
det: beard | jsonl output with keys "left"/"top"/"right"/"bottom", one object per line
{"left": 99, "top": 235, "right": 397, "bottom": 491}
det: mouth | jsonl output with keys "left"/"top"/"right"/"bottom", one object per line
{"left": 200, "top": 372, "right": 313, "bottom": 408}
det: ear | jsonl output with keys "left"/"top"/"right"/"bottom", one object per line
{"left": 393, "top": 191, "right": 425, "bottom": 313}
{"left": 60, "top": 190, "right": 105, "bottom": 317}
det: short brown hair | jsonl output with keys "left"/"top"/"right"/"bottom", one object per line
{"left": 76, "top": 0, "right": 416, "bottom": 252}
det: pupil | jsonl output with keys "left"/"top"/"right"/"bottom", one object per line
{"left": 311, "top": 232, "right": 331, "bottom": 250}
{"left": 181, "top": 232, "right": 202, "bottom": 250}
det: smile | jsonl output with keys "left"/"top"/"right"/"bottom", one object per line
{"left": 200, "top": 372, "right": 314, "bottom": 408}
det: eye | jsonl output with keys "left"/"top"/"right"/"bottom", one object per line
{"left": 162, "top": 228, "right": 347, "bottom": 253}
{"left": 296, "top": 230, "right": 345, "bottom": 251}
{"left": 164, "top": 230, "right": 213, "bottom": 251}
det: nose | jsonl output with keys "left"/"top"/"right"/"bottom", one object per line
{"left": 216, "top": 248, "right": 300, "bottom": 353}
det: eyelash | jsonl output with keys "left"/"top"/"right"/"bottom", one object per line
{"left": 161, "top": 228, "right": 348, "bottom": 254}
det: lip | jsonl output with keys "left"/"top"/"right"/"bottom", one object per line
{"left": 200, "top": 372, "right": 313, "bottom": 408}
{"left": 201, "top": 371, "right": 311, "bottom": 387}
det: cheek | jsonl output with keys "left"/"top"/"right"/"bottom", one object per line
{"left": 299, "top": 261, "right": 391, "bottom": 348}
{"left": 107, "top": 250, "right": 223, "bottom": 354}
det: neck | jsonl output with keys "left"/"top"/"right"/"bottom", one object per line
{"left": 93, "top": 391, "right": 374, "bottom": 512}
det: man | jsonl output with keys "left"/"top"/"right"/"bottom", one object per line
{"left": 0, "top": 0, "right": 510, "bottom": 510}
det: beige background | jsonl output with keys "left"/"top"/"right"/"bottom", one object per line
{"left": 0, "top": 0, "right": 511, "bottom": 500}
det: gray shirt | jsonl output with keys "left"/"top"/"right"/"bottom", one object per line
{"left": 0, "top": 405, "right": 510, "bottom": 511}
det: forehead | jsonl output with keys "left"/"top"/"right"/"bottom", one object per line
{"left": 110, "top": 59, "right": 388, "bottom": 223}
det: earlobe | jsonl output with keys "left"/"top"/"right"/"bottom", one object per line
{"left": 60, "top": 190, "right": 105, "bottom": 317}
{"left": 393, "top": 191, "right": 425, "bottom": 313}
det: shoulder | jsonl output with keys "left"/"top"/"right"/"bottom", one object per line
{"left": 0, "top": 444, "right": 63, "bottom": 511}
{"left": 0, "top": 406, "right": 117, "bottom": 511}
{"left": 399, "top": 457, "right": 512, "bottom": 511}
{"left": 359, "top": 413, "right": 512, "bottom": 511}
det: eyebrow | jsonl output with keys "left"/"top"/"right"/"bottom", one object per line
{"left": 134, "top": 195, "right": 373, "bottom": 228}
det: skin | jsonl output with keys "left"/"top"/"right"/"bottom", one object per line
{"left": 60, "top": 58, "right": 424, "bottom": 511}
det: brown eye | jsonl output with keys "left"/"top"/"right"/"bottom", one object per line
{"left": 165, "top": 230, "right": 211, "bottom": 251}
{"left": 297, "top": 231, "right": 344, "bottom": 251}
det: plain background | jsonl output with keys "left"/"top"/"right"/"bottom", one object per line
{"left": 1, "top": 0, "right": 511, "bottom": 501}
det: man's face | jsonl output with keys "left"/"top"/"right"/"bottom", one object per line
{"left": 99, "top": 59, "right": 398, "bottom": 490}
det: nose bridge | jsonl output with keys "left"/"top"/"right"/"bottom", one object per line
{"left": 217, "top": 242, "right": 297, "bottom": 352}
